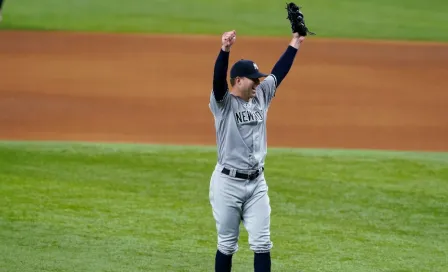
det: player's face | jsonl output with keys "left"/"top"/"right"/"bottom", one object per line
{"left": 241, "top": 77, "right": 260, "bottom": 99}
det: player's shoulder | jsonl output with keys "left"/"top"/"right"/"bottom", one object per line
{"left": 256, "top": 74, "right": 277, "bottom": 90}
{"left": 209, "top": 90, "right": 233, "bottom": 117}
{"left": 263, "top": 74, "right": 277, "bottom": 85}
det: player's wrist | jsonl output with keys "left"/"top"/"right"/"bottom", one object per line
{"left": 289, "top": 35, "right": 304, "bottom": 49}
{"left": 221, "top": 45, "right": 231, "bottom": 52}
{"left": 289, "top": 38, "right": 300, "bottom": 49}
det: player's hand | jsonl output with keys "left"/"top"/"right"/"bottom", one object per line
{"left": 221, "top": 30, "right": 236, "bottom": 52}
{"left": 289, "top": 32, "right": 305, "bottom": 49}
{"left": 293, "top": 32, "right": 306, "bottom": 43}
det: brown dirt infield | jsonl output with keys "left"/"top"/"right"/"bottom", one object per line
{"left": 1, "top": 30, "right": 447, "bottom": 151}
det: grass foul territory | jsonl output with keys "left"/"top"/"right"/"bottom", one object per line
{"left": 0, "top": 141, "right": 447, "bottom": 272}
{"left": 1, "top": 0, "right": 448, "bottom": 41}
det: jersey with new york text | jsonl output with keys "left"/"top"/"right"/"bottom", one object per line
{"left": 209, "top": 74, "right": 277, "bottom": 170}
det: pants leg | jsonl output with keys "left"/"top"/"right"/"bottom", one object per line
{"left": 209, "top": 170, "right": 245, "bottom": 256}
{"left": 242, "top": 174, "right": 273, "bottom": 253}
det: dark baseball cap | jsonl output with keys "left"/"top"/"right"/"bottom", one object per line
{"left": 230, "top": 59, "right": 269, "bottom": 79}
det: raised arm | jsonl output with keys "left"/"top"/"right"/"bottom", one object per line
{"left": 271, "top": 33, "right": 305, "bottom": 88}
{"left": 271, "top": 2, "right": 314, "bottom": 88}
{"left": 212, "top": 30, "right": 236, "bottom": 102}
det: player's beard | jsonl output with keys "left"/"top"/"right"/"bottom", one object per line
{"left": 250, "top": 88, "right": 256, "bottom": 98}
{"left": 250, "top": 83, "right": 258, "bottom": 98}
{"left": 245, "top": 87, "right": 254, "bottom": 99}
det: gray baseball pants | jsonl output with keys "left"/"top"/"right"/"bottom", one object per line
{"left": 209, "top": 164, "right": 273, "bottom": 255}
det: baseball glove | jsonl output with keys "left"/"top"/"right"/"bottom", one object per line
{"left": 286, "top": 2, "right": 315, "bottom": 36}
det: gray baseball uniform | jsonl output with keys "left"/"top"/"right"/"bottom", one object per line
{"left": 208, "top": 74, "right": 277, "bottom": 255}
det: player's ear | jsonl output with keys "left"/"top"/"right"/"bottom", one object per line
{"left": 234, "top": 77, "right": 240, "bottom": 86}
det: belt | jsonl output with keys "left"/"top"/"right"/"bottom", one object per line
{"left": 221, "top": 167, "right": 264, "bottom": 180}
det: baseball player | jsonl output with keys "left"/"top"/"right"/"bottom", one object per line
{"left": 208, "top": 25, "right": 306, "bottom": 272}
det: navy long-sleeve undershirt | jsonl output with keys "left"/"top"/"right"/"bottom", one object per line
{"left": 212, "top": 45, "right": 298, "bottom": 101}
{"left": 271, "top": 45, "right": 298, "bottom": 87}
{"left": 212, "top": 50, "right": 230, "bottom": 102}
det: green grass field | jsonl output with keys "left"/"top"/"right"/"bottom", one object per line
{"left": 1, "top": 0, "right": 448, "bottom": 271}
{"left": 1, "top": 0, "right": 448, "bottom": 41}
{"left": 1, "top": 141, "right": 447, "bottom": 271}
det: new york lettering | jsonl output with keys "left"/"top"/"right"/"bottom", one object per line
{"left": 235, "top": 110, "right": 264, "bottom": 124}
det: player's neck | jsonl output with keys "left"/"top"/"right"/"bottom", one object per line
{"left": 230, "top": 89, "right": 250, "bottom": 102}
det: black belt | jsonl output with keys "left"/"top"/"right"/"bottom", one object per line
{"left": 221, "top": 167, "right": 264, "bottom": 180}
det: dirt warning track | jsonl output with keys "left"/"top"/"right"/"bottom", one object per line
{"left": 1, "top": 31, "right": 447, "bottom": 151}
